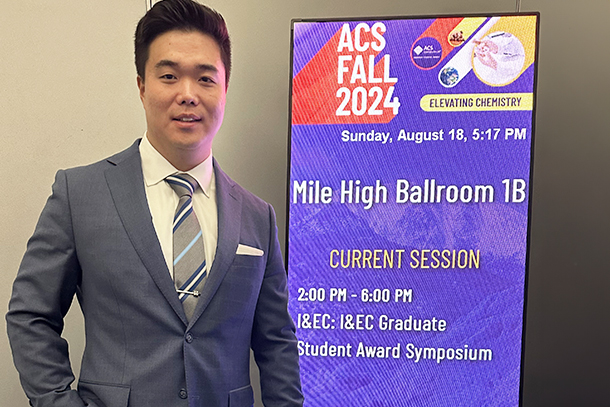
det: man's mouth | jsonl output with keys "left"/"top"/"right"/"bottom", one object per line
{"left": 174, "top": 115, "right": 201, "bottom": 122}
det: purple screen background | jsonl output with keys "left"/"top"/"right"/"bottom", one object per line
{"left": 288, "top": 16, "right": 537, "bottom": 406}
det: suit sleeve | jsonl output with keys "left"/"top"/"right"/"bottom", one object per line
{"left": 6, "top": 170, "right": 87, "bottom": 407}
{"left": 250, "top": 204, "right": 304, "bottom": 407}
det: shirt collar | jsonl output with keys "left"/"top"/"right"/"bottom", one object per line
{"left": 139, "top": 133, "right": 214, "bottom": 197}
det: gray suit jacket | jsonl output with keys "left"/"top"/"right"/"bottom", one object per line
{"left": 6, "top": 140, "right": 303, "bottom": 407}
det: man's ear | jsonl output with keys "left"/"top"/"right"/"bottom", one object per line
{"left": 137, "top": 76, "right": 145, "bottom": 100}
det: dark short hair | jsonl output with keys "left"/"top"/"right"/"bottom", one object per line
{"left": 135, "top": 0, "right": 231, "bottom": 87}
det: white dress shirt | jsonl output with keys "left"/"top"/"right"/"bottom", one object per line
{"left": 139, "top": 134, "right": 218, "bottom": 278}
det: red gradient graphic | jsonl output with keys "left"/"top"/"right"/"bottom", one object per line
{"left": 292, "top": 26, "right": 398, "bottom": 125}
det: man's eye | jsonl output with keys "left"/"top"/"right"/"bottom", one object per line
{"left": 160, "top": 74, "right": 176, "bottom": 80}
{"left": 200, "top": 76, "right": 215, "bottom": 83}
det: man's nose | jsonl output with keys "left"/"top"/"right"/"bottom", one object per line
{"left": 177, "top": 80, "right": 199, "bottom": 105}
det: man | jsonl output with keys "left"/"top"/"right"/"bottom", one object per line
{"left": 6, "top": 0, "right": 303, "bottom": 406}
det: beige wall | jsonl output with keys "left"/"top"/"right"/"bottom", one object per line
{"left": 1, "top": 1, "right": 609, "bottom": 406}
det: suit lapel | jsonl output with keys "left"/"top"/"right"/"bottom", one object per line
{"left": 189, "top": 160, "right": 242, "bottom": 325}
{"left": 104, "top": 141, "right": 188, "bottom": 325}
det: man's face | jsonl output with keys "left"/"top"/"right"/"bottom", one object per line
{"left": 138, "top": 30, "right": 226, "bottom": 167}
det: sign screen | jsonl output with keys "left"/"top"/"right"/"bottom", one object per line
{"left": 287, "top": 13, "right": 539, "bottom": 406}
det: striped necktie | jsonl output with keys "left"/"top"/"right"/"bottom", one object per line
{"left": 165, "top": 173, "right": 207, "bottom": 321}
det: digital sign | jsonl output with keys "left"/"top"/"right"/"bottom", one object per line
{"left": 287, "top": 14, "right": 539, "bottom": 406}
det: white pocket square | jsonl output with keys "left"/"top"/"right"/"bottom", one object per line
{"left": 236, "top": 244, "right": 264, "bottom": 256}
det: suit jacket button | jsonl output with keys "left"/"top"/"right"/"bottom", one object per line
{"left": 179, "top": 388, "right": 188, "bottom": 399}
{"left": 185, "top": 333, "right": 194, "bottom": 343}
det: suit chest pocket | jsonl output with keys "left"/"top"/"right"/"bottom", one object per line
{"left": 231, "top": 254, "right": 265, "bottom": 269}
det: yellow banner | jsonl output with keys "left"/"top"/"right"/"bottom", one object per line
{"left": 420, "top": 93, "right": 533, "bottom": 112}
